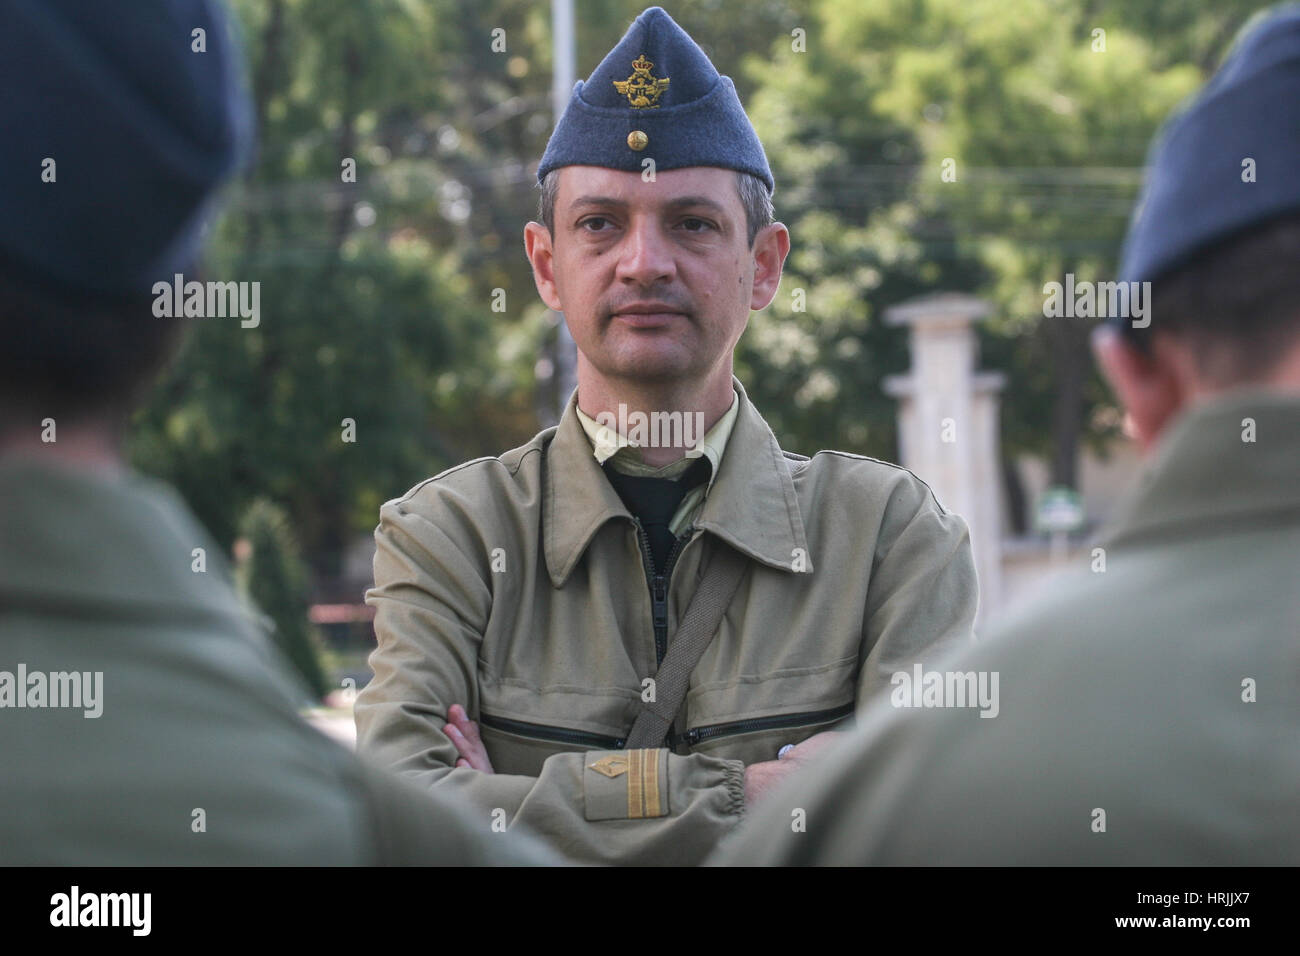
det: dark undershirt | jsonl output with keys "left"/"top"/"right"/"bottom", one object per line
{"left": 601, "top": 454, "right": 712, "bottom": 574}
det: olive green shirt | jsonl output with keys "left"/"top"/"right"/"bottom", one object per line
{"left": 0, "top": 459, "right": 553, "bottom": 865}
{"left": 713, "top": 389, "right": 1300, "bottom": 865}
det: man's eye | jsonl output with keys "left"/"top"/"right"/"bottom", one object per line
{"left": 580, "top": 217, "right": 613, "bottom": 232}
{"left": 680, "top": 218, "right": 715, "bottom": 232}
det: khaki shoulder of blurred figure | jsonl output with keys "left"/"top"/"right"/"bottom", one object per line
{"left": 0, "top": 459, "right": 557, "bottom": 865}
{"left": 712, "top": 393, "right": 1300, "bottom": 866}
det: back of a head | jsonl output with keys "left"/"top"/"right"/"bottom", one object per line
{"left": 0, "top": 0, "right": 253, "bottom": 433}
{"left": 0, "top": 1, "right": 558, "bottom": 868}
{"left": 0, "top": 0, "right": 374, "bottom": 866}
{"left": 1116, "top": 5, "right": 1300, "bottom": 385}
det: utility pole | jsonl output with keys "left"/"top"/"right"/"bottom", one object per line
{"left": 549, "top": 0, "right": 578, "bottom": 424}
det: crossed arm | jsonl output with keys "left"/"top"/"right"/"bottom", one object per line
{"left": 443, "top": 701, "right": 846, "bottom": 806}
{"left": 354, "top": 502, "right": 754, "bottom": 866}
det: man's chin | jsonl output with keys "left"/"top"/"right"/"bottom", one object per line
{"left": 598, "top": 353, "right": 702, "bottom": 385}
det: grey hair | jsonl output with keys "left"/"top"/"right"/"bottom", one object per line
{"left": 537, "top": 168, "right": 773, "bottom": 247}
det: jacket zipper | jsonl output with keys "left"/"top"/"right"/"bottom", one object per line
{"left": 631, "top": 517, "right": 691, "bottom": 668}
{"left": 680, "top": 702, "right": 855, "bottom": 746}
{"left": 480, "top": 705, "right": 855, "bottom": 754}
{"left": 479, "top": 713, "right": 625, "bottom": 750}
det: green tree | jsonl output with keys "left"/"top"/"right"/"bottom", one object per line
{"left": 131, "top": 0, "right": 535, "bottom": 573}
{"left": 235, "top": 498, "right": 329, "bottom": 700}
{"left": 741, "top": 0, "right": 1261, "bottom": 495}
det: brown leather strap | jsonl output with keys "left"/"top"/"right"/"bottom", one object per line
{"left": 624, "top": 543, "right": 749, "bottom": 749}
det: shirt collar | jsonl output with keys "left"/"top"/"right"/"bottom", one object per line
{"left": 543, "top": 376, "right": 810, "bottom": 587}
{"left": 1099, "top": 388, "right": 1300, "bottom": 549}
{"left": 574, "top": 385, "right": 739, "bottom": 492}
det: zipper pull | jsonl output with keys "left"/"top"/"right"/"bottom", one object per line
{"left": 683, "top": 728, "right": 701, "bottom": 746}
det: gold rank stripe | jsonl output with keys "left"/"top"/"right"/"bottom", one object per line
{"left": 644, "top": 748, "right": 661, "bottom": 818}
{"left": 626, "top": 747, "right": 645, "bottom": 819}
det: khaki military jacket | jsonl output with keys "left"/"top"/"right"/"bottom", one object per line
{"left": 0, "top": 459, "right": 551, "bottom": 865}
{"left": 356, "top": 376, "right": 978, "bottom": 865}
{"left": 713, "top": 390, "right": 1300, "bottom": 865}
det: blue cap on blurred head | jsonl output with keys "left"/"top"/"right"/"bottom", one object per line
{"left": 1117, "top": 4, "right": 1300, "bottom": 325}
{"left": 537, "top": 6, "right": 773, "bottom": 192}
{"left": 0, "top": 0, "right": 254, "bottom": 298}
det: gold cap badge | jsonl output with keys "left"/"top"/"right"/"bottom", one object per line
{"left": 627, "top": 130, "right": 649, "bottom": 151}
{"left": 613, "top": 53, "right": 670, "bottom": 109}
{"left": 588, "top": 755, "right": 629, "bottom": 778}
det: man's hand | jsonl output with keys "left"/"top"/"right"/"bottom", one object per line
{"left": 743, "top": 730, "right": 845, "bottom": 809}
{"left": 445, "top": 704, "right": 494, "bottom": 773}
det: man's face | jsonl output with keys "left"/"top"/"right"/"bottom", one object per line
{"left": 525, "top": 165, "right": 787, "bottom": 386}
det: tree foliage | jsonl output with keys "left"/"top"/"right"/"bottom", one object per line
{"left": 235, "top": 498, "right": 329, "bottom": 699}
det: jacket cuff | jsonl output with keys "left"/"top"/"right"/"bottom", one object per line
{"left": 721, "top": 758, "right": 746, "bottom": 819}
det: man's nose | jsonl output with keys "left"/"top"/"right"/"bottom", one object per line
{"left": 614, "top": 216, "right": 676, "bottom": 286}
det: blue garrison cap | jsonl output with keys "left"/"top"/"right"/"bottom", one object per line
{"left": 1117, "top": 5, "right": 1300, "bottom": 309}
{"left": 537, "top": 6, "right": 773, "bottom": 192}
{"left": 0, "top": 0, "right": 254, "bottom": 298}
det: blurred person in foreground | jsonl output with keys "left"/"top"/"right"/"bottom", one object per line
{"left": 0, "top": 0, "right": 549, "bottom": 865}
{"left": 713, "top": 4, "right": 1300, "bottom": 866}
{"left": 355, "top": 6, "right": 978, "bottom": 865}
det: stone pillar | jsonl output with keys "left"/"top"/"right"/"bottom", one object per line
{"left": 883, "top": 294, "right": 1005, "bottom": 628}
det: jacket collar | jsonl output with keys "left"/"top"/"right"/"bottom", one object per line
{"left": 543, "top": 376, "right": 810, "bottom": 587}
{"left": 1100, "top": 388, "right": 1300, "bottom": 549}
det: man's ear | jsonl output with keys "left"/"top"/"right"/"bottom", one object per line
{"left": 1092, "top": 325, "right": 1187, "bottom": 452}
{"left": 524, "top": 221, "right": 563, "bottom": 312}
{"left": 748, "top": 222, "right": 791, "bottom": 312}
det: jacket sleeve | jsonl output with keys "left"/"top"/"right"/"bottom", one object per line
{"left": 350, "top": 755, "right": 561, "bottom": 866}
{"left": 354, "top": 501, "right": 747, "bottom": 866}
{"left": 857, "top": 472, "right": 979, "bottom": 704}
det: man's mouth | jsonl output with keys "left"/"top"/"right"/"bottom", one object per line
{"left": 609, "top": 303, "right": 689, "bottom": 327}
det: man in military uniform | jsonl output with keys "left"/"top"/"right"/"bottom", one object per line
{"left": 355, "top": 6, "right": 979, "bottom": 865}
{"left": 713, "top": 6, "right": 1300, "bottom": 866}
{"left": 0, "top": 0, "right": 548, "bottom": 865}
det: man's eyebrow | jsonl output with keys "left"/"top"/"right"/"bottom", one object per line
{"left": 569, "top": 196, "right": 628, "bottom": 212}
{"left": 567, "top": 195, "right": 731, "bottom": 214}
{"left": 662, "top": 195, "right": 729, "bottom": 214}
